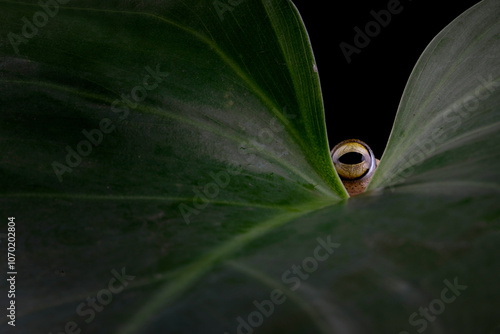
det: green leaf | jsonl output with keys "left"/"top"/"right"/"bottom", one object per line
{"left": 369, "top": 0, "right": 500, "bottom": 193}
{"left": 0, "top": 0, "right": 499, "bottom": 334}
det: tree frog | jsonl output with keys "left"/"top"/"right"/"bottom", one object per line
{"left": 331, "top": 139, "right": 379, "bottom": 196}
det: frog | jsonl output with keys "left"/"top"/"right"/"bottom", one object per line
{"left": 330, "top": 139, "right": 379, "bottom": 196}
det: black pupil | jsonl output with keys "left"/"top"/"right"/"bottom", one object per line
{"left": 339, "top": 152, "right": 365, "bottom": 164}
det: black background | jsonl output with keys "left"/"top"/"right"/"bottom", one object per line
{"left": 292, "top": 0, "right": 480, "bottom": 158}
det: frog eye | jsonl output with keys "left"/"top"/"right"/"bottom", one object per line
{"left": 330, "top": 139, "right": 376, "bottom": 180}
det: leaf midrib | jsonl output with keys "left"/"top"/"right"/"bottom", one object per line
{"left": 119, "top": 198, "right": 340, "bottom": 334}
{"left": 2, "top": 79, "right": 335, "bottom": 197}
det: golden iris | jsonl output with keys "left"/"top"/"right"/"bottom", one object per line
{"left": 331, "top": 139, "right": 378, "bottom": 196}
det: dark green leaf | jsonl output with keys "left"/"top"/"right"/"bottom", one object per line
{"left": 0, "top": 0, "right": 499, "bottom": 333}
